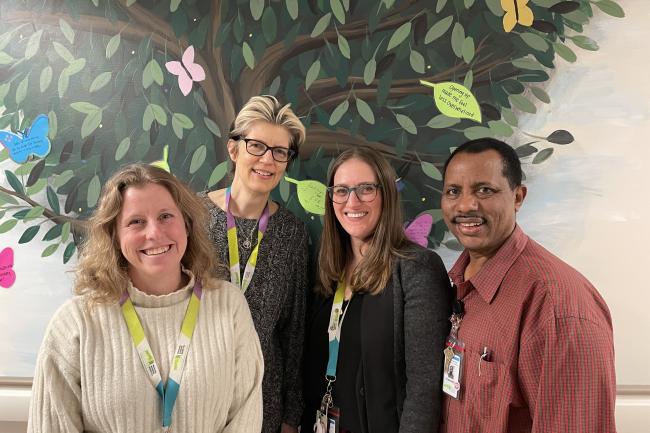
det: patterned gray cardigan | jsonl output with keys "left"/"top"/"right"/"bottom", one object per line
{"left": 200, "top": 192, "right": 308, "bottom": 433}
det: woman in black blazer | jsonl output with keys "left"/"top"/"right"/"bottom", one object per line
{"left": 302, "top": 147, "right": 453, "bottom": 433}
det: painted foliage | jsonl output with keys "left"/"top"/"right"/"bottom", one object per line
{"left": 0, "top": 0, "right": 624, "bottom": 264}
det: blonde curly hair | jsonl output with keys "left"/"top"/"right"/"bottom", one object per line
{"left": 74, "top": 164, "right": 221, "bottom": 304}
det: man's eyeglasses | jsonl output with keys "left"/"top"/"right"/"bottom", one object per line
{"left": 232, "top": 136, "right": 295, "bottom": 163}
{"left": 327, "top": 183, "right": 381, "bottom": 204}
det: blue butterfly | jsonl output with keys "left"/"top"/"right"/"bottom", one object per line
{"left": 0, "top": 114, "right": 51, "bottom": 164}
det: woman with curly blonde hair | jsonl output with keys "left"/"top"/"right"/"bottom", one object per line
{"left": 29, "top": 164, "right": 263, "bottom": 433}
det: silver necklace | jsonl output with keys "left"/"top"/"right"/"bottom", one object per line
{"left": 236, "top": 218, "right": 258, "bottom": 250}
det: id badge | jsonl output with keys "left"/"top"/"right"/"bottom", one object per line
{"left": 314, "top": 409, "right": 327, "bottom": 433}
{"left": 327, "top": 406, "right": 340, "bottom": 433}
{"left": 442, "top": 336, "right": 465, "bottom": 399}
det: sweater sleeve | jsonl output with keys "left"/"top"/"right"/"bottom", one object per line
{"left": 279, "top": 223, "right": 308, "bottom": 427}
{"left": 223, "top": 287, "right": 265, "bottom": 433}
{"left": 27, "top": 301, "right": 84, "bottom": 433}
{"left": 399, "top": 249, "right": 453, "bottom": 433}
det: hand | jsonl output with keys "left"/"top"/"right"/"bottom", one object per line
{"left": 280, "top": 422, "right": 299, "bottom": 433}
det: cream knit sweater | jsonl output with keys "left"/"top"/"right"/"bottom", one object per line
{"left": 28, "top": 275, "right": 264, "bottom": 433}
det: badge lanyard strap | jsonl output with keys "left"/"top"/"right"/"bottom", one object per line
{"left": 321, "top": 279, "right": 350, "bottom": 410}
{"left": 120, "top": 279, "right": 203, "bottom": 429}
{"left": 225, "top": 186, "right": 270, "bottom": 293}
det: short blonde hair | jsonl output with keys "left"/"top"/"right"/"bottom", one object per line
{"left": 74, "top": 164, "right": 220, "bottom": 304}
{"left": 229, "top": 95, "right": 305, "bottom": 157}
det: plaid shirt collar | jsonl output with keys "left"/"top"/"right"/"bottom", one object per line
{"left": 449, "top": 224, "right": 529, "bottom": 304}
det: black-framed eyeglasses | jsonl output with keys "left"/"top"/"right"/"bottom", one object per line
{"left": 232, "top": 136, "right": 295, "bottom": 163}
{"left": 327, "top": 183, "right": 381, "bottom": 204}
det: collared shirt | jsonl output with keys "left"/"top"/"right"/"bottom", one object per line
{"left": 441, "top": 225, "right": 616, "bottom": 433}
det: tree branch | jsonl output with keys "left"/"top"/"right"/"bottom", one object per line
{"left": 238, "top": 11, "right": 417, "bottom": 102}
{"left": 0, "top": 185, "right": 87, "bottom": 233}
{"left": 207, "top": 4, "right": 237, "bottom": 133}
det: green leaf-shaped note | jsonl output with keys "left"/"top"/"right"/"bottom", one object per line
{"left": 285, "top": 176, "right": 327, "bottom": 215}
{"left": 420, "top": 80, "right": 482, "bottom": 123}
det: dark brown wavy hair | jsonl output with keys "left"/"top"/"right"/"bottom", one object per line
{"left": 74, "top": 164, "right": 221, "bottom": 304}
{"left": 317, "top": 147, "right": 411, "bottom": 296}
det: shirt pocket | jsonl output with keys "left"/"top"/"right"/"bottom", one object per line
{"left": 465, "top": 347, "right": 502, "bottom": 420}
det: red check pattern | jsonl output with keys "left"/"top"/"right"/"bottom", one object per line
{"left": 440, "top": 225, "right": 617, "bottom": 433}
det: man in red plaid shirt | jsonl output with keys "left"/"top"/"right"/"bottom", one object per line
{"left": 439, "top": 138, "right": 616, "bottom": 433}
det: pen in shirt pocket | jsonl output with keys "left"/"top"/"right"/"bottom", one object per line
{"left": 479, "top": 346, "right": 491, "bottom": 376}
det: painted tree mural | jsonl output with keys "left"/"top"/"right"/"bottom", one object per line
{"left": 0, "top": 0, "right": 624, "bottom": 262}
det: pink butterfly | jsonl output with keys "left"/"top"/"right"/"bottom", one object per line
{"left": 404, "top": 213, "right": 433, "bottom": 248}
{"left": 0, "top": 247, "right": 16, "bottom": 289}
{"left": 165, "top": 45, "right": 206, "bottom": 96}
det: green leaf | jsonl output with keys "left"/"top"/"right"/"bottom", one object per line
{"left": 279, "top": 176, "right": 290, "bottom": 201}
{"left": 106, "top": 34, "right": 121, "bottom": 59}
{"left": 463, "top": 69, "right": 473, "bottom": 89}
{"left": 502, "top": 107, "right": 518, "bottom": 126}
{"left": 25, "top": 30, "right": 43, "bottom": 59}
{"left": 305, "top": 59, "right": 321, "bottom": 90}
{"left": 462, "top": 36, "right": 475, "bottom": 63}
{"left": 0, "top": 219, "right": 18, "bottom": 234}
{"left": 421, "top": 161, "right": 442, "bottom": 180}
{"left": 512, "top": 57, "right": 544, "bottom": 70}
{"left": 425, "top": 16, "right": 453, "bottom": 44}
{"left": 204, "top": 117, "right": 222, "bottom": 137}
{"left": 170, "top": 0, "right": 182, "bottom": 12}
{"left": 355, "top": 98, "right": 375, "bottom": 125}
{"left": 395, "top": 113, "right": 417, "bottom": 134}
{"left": 331, "top": 0, "right": 345, "bottom": 24}
{"left": 58, "top": 70, "right": 70, "bottom": 98}
{"left": 409, "top": 50, "right": 425, "bottom": 74}
{"left": 363, "top": 59, "right": 376, "bottom": 85}
{"left": 553, "top": 42, "right": 577, "bottom": 62}
{"left": 594, "top": 0, "right": 624, "bottom": 18}
{"left": 172, "top": 113, "right": 194, "bottom": 139}
{"left": 71, "top": 102, "right": 100, "bottom": 114}
{"left": 463, "top": 125, "right": 494, "bottom": 140}
{"left": 53, "top": 170, "right": 74, "bottom": 188}
{"left": 387, "top": 22, "right": 411, "bottom": 51}
{"left": 262, "top": 7, "right": 277, "bottom": 43}
{"left": 451, "top": 23, "right": 465, "bottom": 58}
{"left": 532, "top": 147, "right": 554, "bottom": 164}
{"left": 47, "top": 186, "right": 61, "bottom": 214}
{"left": 422, "top": 80, "right": 482, "bottom": 123}
{"left": 81, "top": 110, "right": 102, "bottom": 139}
{"left": 26, "top": 179, "right": 47, "bottom": 196}
{"left": 87, "top": 175, "right": 101, "bottom": 207}
{"left": 520, "top": 33, "right": 549, "bottom": 51}
{"left": 208, "top": 160, "right": 229, "bottom": 187}
{"left": 19, "top": 225, "right": 40, "bottom": 244}
{"left": 53, "top": 42, "right": 74, "bottom": 63}
{"left": 311, "top": 13, "right": 332, "bottom": 38}
{"left": 142, "top": 59, "right": 163, "bottom": 89}
{"left": 65, "top": 58, "right": 86, "bottom": 76}
{"left": 90, "top": 71, "right": 112, "bottom": 93}
{"left": 427, "top": 115, "right": 460, "bottom": 128}
{"left": 337, "top": 33, "right": 350, "bottom": 59}
{"left": 41, "top": 243, "right": 59, "bottom": 258}
{"left": 488, "top": 120, "right": 514, "bottom": 137}
{"left": 464, "top": 0, "right": 475, "bottom": 7}
{"left": 15, "top": 75, "right": 28, "bottom": 105}
{"left": 189, "top": 145, "right": 207, "bottom": 174}
{"left": 63, "top": 241, "right": 76, "bottom": 264}
{"left": 42, "top": 224, "right": 63, "bottom": 241}
{"left": 142, "top": 105, "right": 155, "bottom": 131}
{"left": 571, "top": 35, "right": 599, "bottom": 51}
{"left": 242, "top": 42, "right": 255, "bottom": 69}
{"left": 436, "top": 0, "right": 448, "bottom": 13}
{"left": 40, "top": 66, "right": 53, "bottom": 92}
{"left": 0, "top": 52, "right": 14, "bottom": 65}
{"left": 286, "top": 0, "right": 299, "bottom": 20}
{"left": 59, "top": 18, "right": 75, "bottom": 44}
{"left": 531, "top": 86, "right": 550, "bottom": 103}
{"left": 48, "top": 111, "right": 58, "bottom": 140}
{"left": 485, "top": 0, "right": 503, "bottom": 15}
{"left": 329, "top": 100, "right": 349, "bottom": 125}
{"left": 24, "top": 206, "right": 45, "bottom": 221}
{"left": 61, "top": 222, "right": 71, "bottom": 243}
{"left": 5, "top": 170, "right": 24, "bottom": 195}
{"left": 115, "top": 137, "right": 131, "bottom": 160}
{"left": 509, "top": 94, "right": 537, "bottom": 113}
{"left": 250, "top": 0, "right": 264, "bottom": 20}
{"left": 547, "top": 129, "right": 574, "bottom": 144}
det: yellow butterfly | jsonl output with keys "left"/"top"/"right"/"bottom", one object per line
{"left": 501, "top": 0, "right": 534, "bottom": 33}
{"left": 151, "top": 144, "right": 171, "bottom": 173}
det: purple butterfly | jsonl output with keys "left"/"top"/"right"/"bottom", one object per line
{"left": 404, "top": 213, "right": 433, "bottom": 248}
{"left": 165, "top": 46, "right": 206, "bottom": 96}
